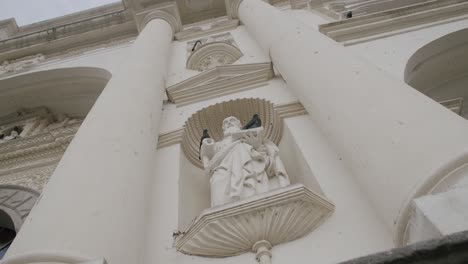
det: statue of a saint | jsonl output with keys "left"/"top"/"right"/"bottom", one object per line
{"left": 201, "top": 116, "right": 290, "bottom": 207}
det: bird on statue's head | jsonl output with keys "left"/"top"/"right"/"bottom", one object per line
{"left": 243, "top": 114, "right": 262, "bottom": 130}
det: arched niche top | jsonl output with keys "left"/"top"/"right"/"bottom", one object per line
{"left": 181, "top": 98, "right": 283, "bottom": 168}
{"left": 0, "top": 67, "right": 111, "bottom": 117}
{"left": 404, "top": 28, "right": 468, "bottom": 93}
{"left": 186, "top": 41, "right": 243, "bottom": 72}
{"left": 0, "top": 185, "right": 39, "bottom": 232}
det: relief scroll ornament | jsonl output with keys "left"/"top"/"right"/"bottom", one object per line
{"left": 200, "top": 116, "right": 290, "bottom": 207}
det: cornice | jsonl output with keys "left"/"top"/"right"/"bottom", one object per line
{"left": 136, "top": 2, "right": 183, "bottom": 34}
{"left": 319, "top": 0, "right": 468, "bottom": 46}
{"left": 157, "top": 128, "right": 184, "bottom": 149}
{"left": 167, "top": 62, "right": 274, "bottom": 106}
{"left": 175, "top": 19, "right": 239, "bottom": 41}
{"left": 157, "top": 100, "right": 308, "bottom": 150}
{"left": 0, "top": 13, "right": 137, "bottom": 62}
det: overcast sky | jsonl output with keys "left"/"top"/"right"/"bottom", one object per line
{"left": 0, "top": 0, "right": 120, "bottom": 26}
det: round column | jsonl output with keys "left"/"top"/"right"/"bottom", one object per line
{"left": 237, "top": 0, "right": 468, "bottom": 244}
{"left": 5, "top": 16, "right": 173, "bottom": 264}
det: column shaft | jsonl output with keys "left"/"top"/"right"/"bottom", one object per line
{"left": 6, "top": 19, "right": 173, "bottom": 264}
{"left": 238, "top": 0, "right": 468, "bottom": 244}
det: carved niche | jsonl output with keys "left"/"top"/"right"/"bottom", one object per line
{"left": 176, "top": 98, "right": 334, "bottom": 263}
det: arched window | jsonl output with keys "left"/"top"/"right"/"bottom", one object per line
{"left": 405, "top": 28, "right": 468, "bottom": 119}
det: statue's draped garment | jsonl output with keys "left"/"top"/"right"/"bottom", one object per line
{"left": 207, "top": 135, "right": 289, "bottom": 206}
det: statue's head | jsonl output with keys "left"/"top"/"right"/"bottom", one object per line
{"left": 222, "top": 116, "right": 242, "bottom": 135}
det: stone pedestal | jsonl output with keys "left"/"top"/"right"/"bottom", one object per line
{"left": 176, "top": 184, "right": 334, "bottom": 257}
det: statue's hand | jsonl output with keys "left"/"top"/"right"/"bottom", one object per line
{"left": 241, "top": 130, "right": 262, "bottom": 149}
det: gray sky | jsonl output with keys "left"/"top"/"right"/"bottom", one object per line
{"left": 0, "top": 0, "right": 120, "bottom": 26}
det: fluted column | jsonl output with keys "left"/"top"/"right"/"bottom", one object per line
{"left": 4, "top": 12, "right": 174, "bottom": 264}
{"left": 235, "top": 0, "right": 468, "bottom": 244}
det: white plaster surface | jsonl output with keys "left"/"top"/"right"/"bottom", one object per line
{"left": 238, "top": 0, "right": 468, "bottom": 245}
{"left": 348, "top": 18, "right": 468, "bottom": 82}
{"left": 409, "top": 187, "right": 468, "bottom": 244}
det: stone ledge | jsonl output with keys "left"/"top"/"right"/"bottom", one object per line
{"left": 176, "top": 183, "right": 334, "bottom": 257}
{"left": 340, "top": 230, "right": 468, "bottom": 264}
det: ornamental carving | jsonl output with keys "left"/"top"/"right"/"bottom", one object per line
{"left": 0, "top": 107, "right": 82, "bottom": 192}
{"left": 187, "top": 42, "right": 243, "bottom": 71}
{"left": 186, "top": 33, "right": 242, "bottom": 72}
{"left": 200, "top": 116, "right": 290, "bottom": 206}
{"left": 0, "top": 54, "right": 45, "bottom": 75}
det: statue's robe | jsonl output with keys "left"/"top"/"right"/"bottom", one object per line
{"left": 207, "top": 136, "right": 290, "bottom": 207}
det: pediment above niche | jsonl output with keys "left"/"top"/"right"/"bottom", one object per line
{"left": 187, "top": 42, "right": 242, "bottom": 72}
{"left": 167, "top": 62, "right": 273, "bottom": 106}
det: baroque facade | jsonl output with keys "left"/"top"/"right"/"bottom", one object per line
{"left": 0, "top": 0, "right": 467, "bottom": 263}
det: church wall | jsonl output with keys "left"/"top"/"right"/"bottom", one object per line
{"left": 271, "top": 116, "right": 393, "bottom": 263}
{"left": 347, "top": 19, "right": 468, "bottom": 82}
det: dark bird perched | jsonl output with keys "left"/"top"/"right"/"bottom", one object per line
{"left": 192, "top": 40, "right": 202, "bottom": 52}
{"left": 243, "top": 114, "right": 262, "bottom": 130}
{"left": 345, "top": 11, "right": 353, "bottom": 19}
{"left": 199, "top": 129, "right": 211, "bottom": 160}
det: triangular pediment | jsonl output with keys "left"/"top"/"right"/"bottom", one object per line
{"left": 167, "top": 62, "right": 273, "bottom": 106}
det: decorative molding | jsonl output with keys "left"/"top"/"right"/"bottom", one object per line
{"left": 0, "top": 164, "right": 57, "bottom": 192}
{"left": 0, "top": 53, "right": 45, "bottom": 75}
{"left": 0, "top": 107, "right": 82, "bottom": 192}
{"left": 319, "top": 0, "right": 468, "bottom": 46}
{"left": 156, "top": 100, "right": 307, "bottom": 150}
{"left": 439, "top": 98, "right": 464, "bottom": 116}
{"left": 0, "top": 185, "right": 39, "bottom": 231}
{"left": 167, "top": 62, "right": 274, "bottom": 106}
{"left": 136, "top": 2, "right": 183, "bottom": 34}
{"left": 289, "top": 0, "right": 308, "bottom": 9}
{"left": 187, "top": 42, "right": 243, "bottom": 71}
{"left": 0, "top": 8, "right": 136, "bottom": 62}
{"left": 157, "top": 128, "right": 184, "bottom": 149}
{"left": 176, "top": 183, "right": 334, "bottom": 257}
{"left": 175, "top": 19, "right": 240, "bottom": 41}
{"left": 274, "top": 101, "right": 309, "bottom": 118}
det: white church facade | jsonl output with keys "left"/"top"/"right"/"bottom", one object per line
{"left": 0, "top": 0, "right": 467, "bottom": 263}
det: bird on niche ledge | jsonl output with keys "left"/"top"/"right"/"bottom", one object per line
{"left": 243, "top": 114, "right": 262, "bottom": 130}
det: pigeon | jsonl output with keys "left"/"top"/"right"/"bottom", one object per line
{"left": 243, "top": 114, "right": 262, "bottom": 130}
{"left": 199, "top": 129, "right": 211, "bottom": 160}
{"left": 346, "top": 11, "right": 353, "bottom": 19}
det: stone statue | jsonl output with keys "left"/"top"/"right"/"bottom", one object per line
{"left": 200, "top": 116, "right": 290, "bottom": 207}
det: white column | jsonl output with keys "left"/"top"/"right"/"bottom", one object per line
{"left": 235, "top": 0, "right": 468, "bottom": 244}
{"left": 4, "top": 15, "right": 173, "bottom": 264}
